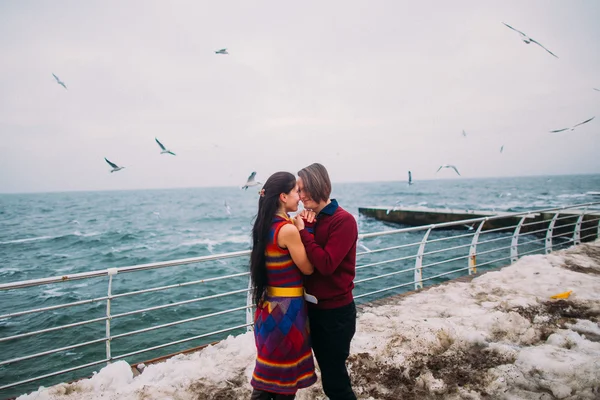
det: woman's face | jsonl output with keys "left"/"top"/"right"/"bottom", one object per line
{"left": 283, "top": 184, "right": 301, "bottom": 212}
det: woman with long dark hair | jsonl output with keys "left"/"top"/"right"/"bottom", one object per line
{"left": 249, "top": 171, "right": 317, "bottom": 400}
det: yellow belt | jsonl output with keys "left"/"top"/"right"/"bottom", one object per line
{"left": 267, "top": 286, "right": 304, "bottom": 297}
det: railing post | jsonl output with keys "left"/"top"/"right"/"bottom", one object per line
{"left": 511, "top": 216, "right": 528, "bottom": 263}
{"left": 415, "top": 226, "right": 433, "bottom": 290}
{"left": 468, "top": 219, "right": 486, "bottom": 275}
{"left": 545, "top": 212, "right": 559, "bottom": 254}
{"left": 573, "top": 207, "right": 589, "bottom": 245}
{"left": 106, "top": 268, "right": 118, "bottom": 365}
{"left": 246, "top": 276, "right": 254, "bottom": 332}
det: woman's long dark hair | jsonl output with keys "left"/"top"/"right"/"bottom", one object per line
{"left": 250, "top": 171, "right": 297, "bottom": 306}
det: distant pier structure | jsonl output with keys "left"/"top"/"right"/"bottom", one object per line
{"left": 358, "top": 206, "right": 600, "bottom": 240}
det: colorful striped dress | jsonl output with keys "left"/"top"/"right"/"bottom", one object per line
{"left": 251, "top": 215, "right": 317, "bottom": 394}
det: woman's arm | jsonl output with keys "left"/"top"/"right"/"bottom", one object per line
{"left": 278, "top": 224, "right": 314, "bottom": 275}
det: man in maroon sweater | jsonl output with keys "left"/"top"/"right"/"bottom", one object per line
{"left": 293, "top": 163, "right": 358, "bottom": 400}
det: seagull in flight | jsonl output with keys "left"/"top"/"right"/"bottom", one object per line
{"left": 500, "top": 145, "right": 504, "bottom": 153}
{"left": 502, "top": 22, "right": 558, "bottom": 58}
{"left": 386, "top": 199, "right": 403, "bottom": 215}
{"left": 241, "top": 172, "right": 262, "bottom": 190}
{"left": 549, "top": 117, "right": 595, "bottom": 133}
{"left": 52, "top": 73, "right": 67, "bottom": 90}
{"left": 224, "top": 200, "right": 231, "bottom": 215}
{"left": 408, "top": 170, "right": 413, "bottom": 186}
{"left": 594, "top": 88, "right": 600, "bottom": 92}
{"left": 215, "top": 48, "right": 229, "bottom": 55}
{"left": 436, "top": 164, "right": 461, "bottom": 176}
{"left": 462, "top": 130, "right": 467, "bottom": 137}
{"left": 104, "top": 158, "right": 125, "bottom": 173}
{"left": 155, "top": 138, "right": 176, "bottom": 155}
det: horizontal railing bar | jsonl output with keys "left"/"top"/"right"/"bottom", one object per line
{"left": 516, "top": 247, "right": 546, "bottom": 257}
{"left": 580, "top": 225, "right": 600, "bottom": 233}
{"left": 111, "top": 323, "right": 251, "bottom": 361}
{"left": 0, "top": 250, "right": 252, "bottom": 291}
{"left": 553, "top": 231, "right": 577, "bottom": 239}
{"left": 475, "top": 255, "right": 514, "bottom": 268}
{"left": 550, "top": 221, "right": 581, "bottom": 230}
{"left": 111, "top": 305, "right": 250, "bottom": 340}
{"left": 552, "top": 214, "right": 583, "bottom": 222}
{"left": 420, "top": 242, "right": 473, "bottom": 257}
{"left": 111, "top": 272, "right": 249, "bottom": 300}
{"left": 355, "top": 267, "right": 415, "bottom": 284}
{"left": 0, "top": 316, "right": 107, "bottom": 343}
{"left": 356, "top": 254, "right": 417, "bottom": 270}
{"left": 582, "top": 233, "right": 598, "bottom": 240}
{"left": 420, "top": 266, "right": 471, "bottom": 283}
{"left": 0, "top": 358, "right": 110, "bottom": 391}
{"left": 111, "top": 288, "right": 250, "bottom": 320}
{"left": 553, "top": 214, "right": 600, "bottom": 224}
{"left": 419, "top": 231, "right": 477, "bottom": 244}
{"left": 517, "top": 237, "right": 547, "bottom": 247}
{"left": 421, "top": 254, "right": 471, "bottom": 269}
{"left": 518, "top": 227, "right": 556, "bottom": 236}
{"left": 357, "top": 241, "right": 421, "bottom": 256}
{"left": 474, "top": 235, "right": 513, "bottom": 245}
{"left": 0, "top": 337, "right": 106, "bottom": 366}
{"left": 518, "top": 213, "right": 585, "bottom": 227}
{"left": 354, "top": 281, "right": 415, "bottom": 299}
{"left": 474, "top": 244, "right": 513, "bottom": 256}
{"left": 0, "top": 296, "right": 109, "bottom": 320}
{"left": 478, "top": 224, "right": 520, "bottom": 235}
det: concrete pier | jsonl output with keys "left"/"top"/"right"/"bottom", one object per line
{"left": 358, "top": 206, "right": 600, "bottom": 239}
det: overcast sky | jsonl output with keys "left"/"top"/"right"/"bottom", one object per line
{"left": 1, "top": 1, "right": 599, "bottom": 193}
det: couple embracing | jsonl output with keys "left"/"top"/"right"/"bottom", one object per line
{"left": 249, "top": 163, "right": 358, "bottom": 400}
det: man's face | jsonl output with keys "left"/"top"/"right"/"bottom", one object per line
{"left": 297, "top": 177, "right": 318, "bottom": 210}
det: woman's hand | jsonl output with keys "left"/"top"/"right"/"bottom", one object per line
{"left": 293, "top": 215, "right": 305, "bottom": 231}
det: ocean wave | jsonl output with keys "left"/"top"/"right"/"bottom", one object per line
{"left": 0, "top": 235, "right": 57, "bottom": 245}
{"left": 556, "top": 193, "right": 587, "bottom": 199}
{"left": 0, "top": 231, "right": 104, "bottom": 246}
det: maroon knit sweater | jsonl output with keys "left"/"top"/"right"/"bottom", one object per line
{"left": 299, "top": 199, "right": 358, "bottom": 309}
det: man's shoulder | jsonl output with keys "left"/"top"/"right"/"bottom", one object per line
{"left": 332, "top": 206, "right": 357, "bottom": 224}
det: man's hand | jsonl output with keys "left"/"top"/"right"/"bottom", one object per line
{"left": 299, "top": 209, "right": 317, "bottom": 223}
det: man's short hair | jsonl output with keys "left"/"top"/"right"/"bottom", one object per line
{"left": 298, "top": 163, "right": 332, "bottom": 204}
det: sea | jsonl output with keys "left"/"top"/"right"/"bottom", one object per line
{"left": 1, "top": 174, "right": 599, "bottom": 398}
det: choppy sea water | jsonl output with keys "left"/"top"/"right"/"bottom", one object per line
{"left": 1, "top": 174, "right": 599, "bottom": 398}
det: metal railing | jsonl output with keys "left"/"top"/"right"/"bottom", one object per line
{"left": 1, "top": 202, "right": 599, "bottom": 398}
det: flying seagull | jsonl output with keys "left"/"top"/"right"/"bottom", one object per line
{"left": 594, "top": 88, "right": 600, "bottom": 92}
{"left": 386, "top": 199, "right": 403, "bottom": 215}
{"left": 104, "top": 158, "right": 124, "bottom": 173}
{"left": 52, "top": 73, "right": 67, "bottom": 90}
{"left": 462, "top": 130, "right": 467, "bottom": 137}
{"left": 502, "top": 22, "right": 558, "bottom": 58}
{"left": 549, "top": 117, "right": 595, "bottom": 133}
{"left": 155, "top": 138, "right": 176, "bottom": 155}
{"left": 500, "top": 145, "right": 504, "bottom": 153}
{"left": 215, "top": 48, "right": 228, "bottom": 55}
{"left": 224, "top": 200, "right": 231, "bottom": 215}
{"left": 408, "top": 170, "right": 413, "bottom": 185}
{"left": 436, "top": 164, "right": 461, "bottom": 176}
{"left": 241, "top": 172, "right": 262, "bottom": 190}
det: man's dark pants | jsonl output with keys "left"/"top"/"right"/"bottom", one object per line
{"left": 308, "top": 301, "right": 357, "bottom": 400}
